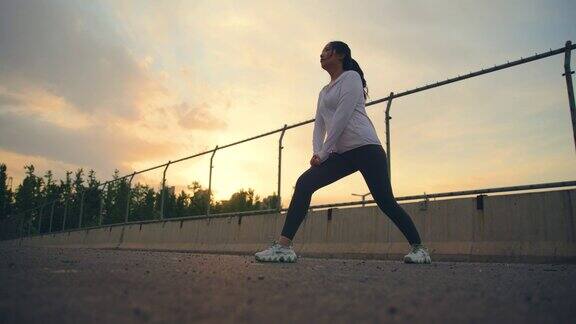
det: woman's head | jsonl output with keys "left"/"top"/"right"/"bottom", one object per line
{"left": 320, "top": 41, "right": 369, "bottom": 100}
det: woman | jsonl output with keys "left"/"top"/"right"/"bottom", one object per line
{"left": 255, "top": 41, "right": 431, "bottom": 264}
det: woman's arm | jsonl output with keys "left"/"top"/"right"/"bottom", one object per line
{"left": 312, "top": 93, "right": 326, "bottom": 156}
{"left": 316, "top": 71, "right": 364, "bottom": 163}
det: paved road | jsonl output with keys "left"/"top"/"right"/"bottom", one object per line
{"left": 0, "top": 246, "right": 574, "bottom": 324}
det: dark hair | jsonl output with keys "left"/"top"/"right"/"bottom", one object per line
{"left": 328, "top": 41, "right": 369, "bottom": 100}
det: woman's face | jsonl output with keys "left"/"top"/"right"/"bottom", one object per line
{"left": 320, "top": 43, "right": 343, "bottom": 70}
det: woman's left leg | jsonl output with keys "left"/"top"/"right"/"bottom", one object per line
{"left": 280, "top": 152, "right": 358, "bottom": 241}
{"left": 342, "top": 144, "right": 422, "bottom": 245}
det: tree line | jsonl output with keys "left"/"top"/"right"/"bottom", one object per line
{"left": 0, "top": 163, "right": 279, "bottom": 240}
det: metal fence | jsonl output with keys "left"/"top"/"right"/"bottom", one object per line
{"left": 2, "top": 40, "right": 576, "bottom": 240}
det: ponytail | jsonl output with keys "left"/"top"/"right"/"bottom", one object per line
{"left": 330, "top": 41, "right": 369, "bottom": 100}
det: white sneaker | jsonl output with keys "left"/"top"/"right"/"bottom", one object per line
{"left": 404, "top": 243, "right": 432, "bottom": 264}
{"left": 254, "top": 240, "right": 297, "bottom": 263}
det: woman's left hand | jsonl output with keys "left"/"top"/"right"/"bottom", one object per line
{"left": 310, "top": 154, "right": 321, "bottom": 167}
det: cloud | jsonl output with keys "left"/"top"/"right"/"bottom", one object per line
{"left": 174, "top": 102, "right": 227, "bottom": 130}
{"left": 0, "top": 0, "right": 158, "bottom": 120}
{"left": 0, "top": 149, "right": 81, "bottom": 186}
{"left": 0, "top": 92, "right": 22, "bottom": 107}
{"left": 0, "top": 111, "right": 176, "bottom": 174}
{"left": 0, "top": 85, "right": 93, "bottom": 129}
{"left": 0, "top": 0, "right": 205, "bottom": 178}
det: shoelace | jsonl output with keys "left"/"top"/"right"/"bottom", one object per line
{"left": 410, "top": 244, "right": 427, "bottom": 254}
{"left": 271, "top": 240, "right": 283, "bottom": 250}
{"left": 271, "top": 240, "right": 291, "bottom": 250}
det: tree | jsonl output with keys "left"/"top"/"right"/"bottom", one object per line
{"left": 0, "top": 164, "right": 10, "bottom": 220}
{"left": 69, "top": 168, "right": 85, "bottom": 228}
{"left": 37, "top": 170, "right": 54, "bottom": 233}
{"left": 15, "top": 165, "right": 42, "bottom": 212}
{"left": 40, "top": 170, "right": 60, "bottom": 232}
{"left": 187, "top": 181, "right": 210, "bottom": 216}
{"left": 130, "top": 183, "right": 156, "bottom": 221}
{"left": 154, "top": 184, "right": 178, "bottom": 219}
{"left": 55, "top": 171, "right": 72, "bottom": 230}
{"left": 103, "top": 169, "right": 130, "bottom": 225}
{"left": 222, "top": 188, "right": 261, "bottom": 213}
{"left": 80, "top": 169, "right": 101, "bottom": 227}
{"left": 1, "top": 162, "right": 281, "bottom": 237}
{"left": 261, "top": 192, "right": 280, "bottom": 210}
{"left": 0, "top": 164, "right": 16, "bottom": 239}
{"left": 175, "top": 190, "right": 191, "bottom": 218}
{"left": 15, "top": 165, "right": 43, "bottom": 234}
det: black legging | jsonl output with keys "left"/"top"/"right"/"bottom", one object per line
{"left": 280, "top": 144, "right": 422, "bottom": 245}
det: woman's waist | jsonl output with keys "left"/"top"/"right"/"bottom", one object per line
{"left": 334, "top": 134, "right": 382, "bottom": 153}
{"left": 337, "top": 121, "right": 380, "bottom": 142}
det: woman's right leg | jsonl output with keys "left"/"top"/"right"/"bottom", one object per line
{"left": 346, "top": 144, "right": 422, "bottom": 245}
{"left": 280, "top": 153, "right": 358, "bottom": 241}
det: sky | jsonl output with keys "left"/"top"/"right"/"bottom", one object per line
{"left": 0, "top": 0, "right": 575, "bottom": 208}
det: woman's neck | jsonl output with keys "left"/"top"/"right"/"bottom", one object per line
{"left": 328, "top": 66, "right": 344, "bottom": 82}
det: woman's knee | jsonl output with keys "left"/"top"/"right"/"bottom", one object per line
{"left": 295, "top": 173, "right": 316, "bottom": 194}
{"left": 375, "top": 195, "right": 401, "bottom": 213}
{"left": 370, "top": 187, "right": 396, "bottom": 205}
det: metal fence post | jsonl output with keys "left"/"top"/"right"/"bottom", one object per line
{"left": 352, "top": 192, "right": 371, "bottom": 207}
{"left": 49, "top": 201, "right": 55, "bottom": 233}
{"left": 160, "top": 163, "right": 171, "bottom": 220}
{"left": 384, "top": 92, "right": 394, "bottom": 180}
{"left": 277, "top": 124, "right": 288, "bottom": 212}
{"left": 99, "top": 183, "right": 107, "bottom": 226}
{"left": 78, "top": 189, "right": 85, "bottom": 228}
{"left": 563, "top": 40, "right": 576, "bottom": 153}
{"left": 125, "top": 172, "right": 136, "bottom": 223}
{"left": 207, "top": 145, "right": 218, "bottom": 216}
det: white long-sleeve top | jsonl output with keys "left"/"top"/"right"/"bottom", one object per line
{"left": 313, "top": 70, "right": 382, "bottom": 163}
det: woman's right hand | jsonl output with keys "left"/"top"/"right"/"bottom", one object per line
{"left": 310, "top": 154, "right": 321, "bottom": 167}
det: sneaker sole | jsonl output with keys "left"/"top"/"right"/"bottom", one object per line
{"left": 255, "top": 254, "right": 297, "bottom": 263}
{"left": 404, "top": 256, "right": 432, "bottom": 264}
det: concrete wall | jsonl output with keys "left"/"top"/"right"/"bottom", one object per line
{"left": 3, "top": 188, "right": 575, "bottom": 263}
